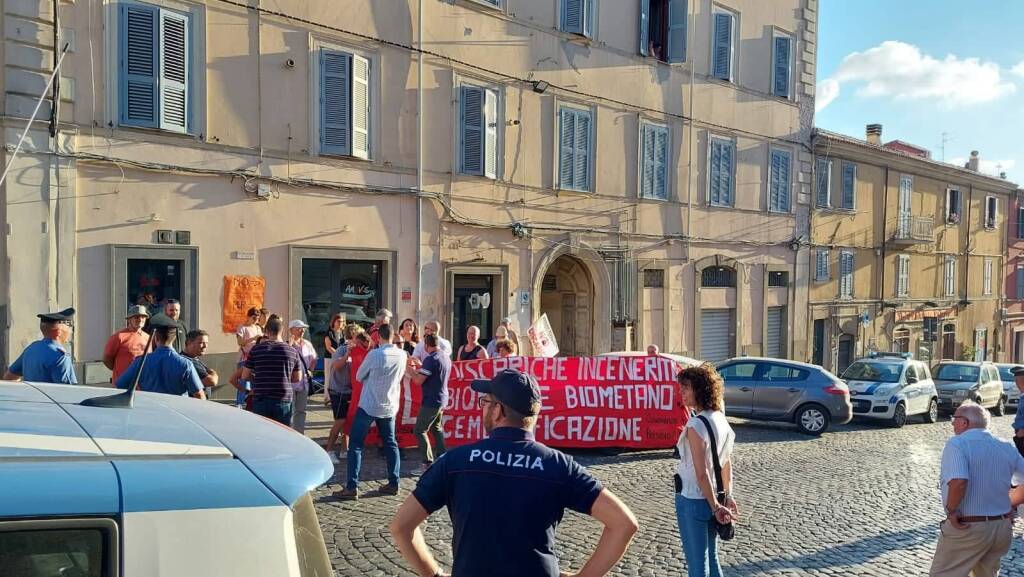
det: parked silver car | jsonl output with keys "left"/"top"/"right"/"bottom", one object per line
{"left": 995, "top": 363, "right": 1022, "bottom": 408}
{"left": 933, "top": 361, "right": 1007, "bottom": 416}
{"left": 717, "top": 357, "right": 853, "bottom": 435}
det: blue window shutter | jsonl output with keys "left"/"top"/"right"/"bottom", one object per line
{"left": 772, "top": 36, "right": 791, "bottom": 98}
{"left": 573, "top": 110, "right": 591, "bottom": 191}
{"left": 559, "top": 108, "right": 575, "bottom": 188}
{"left": 842, "top": 163, "right": 856, "bottom": 209}
{"left": 816, "top": 158, "right": 831, "bottom": 207}
{"left": 667, "top": 0, "right": 687, "bottom": 63}
{"left": 722, "top": 140, "right": 734, "bottom": 205}
{"left": 1017, "top": 267, "right": 1024, "bottom": 299}
{"left": 708, "top": 139, "right": 721, "bottom": 205}
{"left": 320, "top": 50, "right": 351, "bottom": 156}
{"left": 158, "top": 9, "right": 189, "bottom": 133}
{"left": 653, "top": 125, "right": 669, "bottom": 199}
{"left": 562, "top": 0, "right": 585, "bottom": 35}
{"left": 351, "top": 55, "right": 371, "bottom": 159}
{"left": 640, "top": 124, "right": 654, "bottom": 198}
{"left": 709, "top": 138, "right": 734, "bottom": 206}
{"left": 460, "top": 86, "right": 484, "bottom": 175}
{"left": 712, "top": 13, "right": 732, "bottom": 80}
{"left": 639, "top": 0, "right": 650, "bottom": 56}
{"left": 770, "top": 149, "right": 791, "bottom": 212}
{"left": 120, "top": 3, "right": 158, "bottom": 128}
{"left": 484, "top": 89, "right": 499, "bottom": 179}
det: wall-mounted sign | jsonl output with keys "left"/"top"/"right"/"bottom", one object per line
{"left": 518, "top": 289, "right": 530, "bottom": 306}
{"left": 401, "top": 287, "right": 412, "bottom": 302}
{"left": 232, "top": 250, "right": 256, "bottom": 260}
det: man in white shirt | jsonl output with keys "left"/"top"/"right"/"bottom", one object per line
{"left": 337, "top": 323, "right": 407, "bottom": 500}
{"left": 412, "top": 320, "right": 452, "bottom": 361}
{"left": 930, "top": 401, "right": 1024, "bottom": 577}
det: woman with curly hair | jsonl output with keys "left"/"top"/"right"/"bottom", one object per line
{"left": 674, "top": 364, "right": 738, "bottom": 577}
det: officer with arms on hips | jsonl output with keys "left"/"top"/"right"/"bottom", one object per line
{"left": 3, "top": 308, "right": 77, "bottom": 384}
{"left": 115, "top": 316, "right": 205, "bottom": 399}
{"left": 389, "top": 368, "right": 639, "bottom": 577}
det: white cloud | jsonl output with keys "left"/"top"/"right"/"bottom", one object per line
{"left": 816, "top": 79, "right": 841, "bottom": 112}
{"left": 949, "top": 157, "right": 1016, "bottom": 176}
{"left": 1012, "top": 61, "right": 1024, "bottom": 78}
{"left": 826, "top": 41, "right": 1015, "bottom": 108}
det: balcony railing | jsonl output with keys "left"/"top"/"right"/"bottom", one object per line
{"left": 893, "top": 214, "right": 934, "bottom": 243}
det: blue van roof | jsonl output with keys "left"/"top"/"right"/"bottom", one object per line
{"left": 0, "top": 382, "right": 333, "bottom": 517}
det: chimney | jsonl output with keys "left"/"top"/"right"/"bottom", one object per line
{"left": 866, "top": 124, "right": 883, "bottom": 145}
{"left": 968, "top": 150, "right": 980, "bottom": 172}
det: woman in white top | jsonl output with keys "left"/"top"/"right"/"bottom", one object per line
{"left": 674, "top": 364, "right": 738, "bottom": 577}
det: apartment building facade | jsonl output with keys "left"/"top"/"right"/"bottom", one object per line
{"left": 810, "top": 127, "right": 1017, "bottom": 374}
{"left": 0, "top": 0, "right": 817, "bottom": 383}
{"left": 1003, "top": 189, "right": 1024, "bottom": 362}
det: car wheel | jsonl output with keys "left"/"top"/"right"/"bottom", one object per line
{"left": 796, "top": 404, "right": 830, "bottom": 436}
{"left": 993, "top": 396, "right": 1006, "bottom": 417}
{"left": 889, "top": 403, "right": 908, "bottom": 428}
{"left": 922, "top": 399, "right": 938, "bottom": 424}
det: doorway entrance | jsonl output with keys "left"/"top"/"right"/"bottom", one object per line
{"left": 539, "top": 255, "right": 594, "bottom": 357}
{"left": 452, "top": 274, "right": 495, "bottom": 355}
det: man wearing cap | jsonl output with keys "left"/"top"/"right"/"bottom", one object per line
{"left": 147, "top": 299, "right": 189, "bottom": 353}
{"left": 4, "top": 308, "right": 77, "bottom": 385}
{"left": 1012, "top": 366, "right": 1024, "bottom": 458}
{"left": 115, "top": 316, "right": 205, "bottom": 399}
{"left": 389, "top": 368, "right": 639, "bottom": 577}
{"left": 103, "top": 305, "right": 151, "bottom": 384}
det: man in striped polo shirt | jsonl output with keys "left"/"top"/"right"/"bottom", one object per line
{"left": 930, "top": 401, "right": 1024, "bottom": 577}
{"left": 241, "top": 317, "right": 302, "bottom": 426}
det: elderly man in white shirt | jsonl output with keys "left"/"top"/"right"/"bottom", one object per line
{"left": 412, "top": 320, "right": 452, "bottom": 361}
{"left": 930, "top": 401, "right": 1024, "bottom": 577}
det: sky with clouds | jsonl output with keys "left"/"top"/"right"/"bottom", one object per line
{"left": 816, "top": 0, "right": 1024, "bottom": 182}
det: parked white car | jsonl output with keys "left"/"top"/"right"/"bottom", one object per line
{"left": 840, "top": 353, "right": 938, "bottom": 427}
{"left": 995, "top": 363, "right": 1022, "bottom": 408}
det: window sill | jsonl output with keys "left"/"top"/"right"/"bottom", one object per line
{"left": 556, "top": 187, "right": 593, "bottom": 196}
{"left": 115, "top": 124, "right": 198, "bottom": 141}
{"left": 457, "top": 0, "right": 504, "bottom": 13}
{"left": 818, "top": 207, "right": 857, "bottom": 214}
{"left": 637, "top": 195, "right": 669, "bottom": 203}
{"left": 318, "top": 153, "right": 373, "bottom": 164}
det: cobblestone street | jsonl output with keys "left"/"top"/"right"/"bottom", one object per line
{"left": 308, "top": 404, "right": 1024, "bottom": 576}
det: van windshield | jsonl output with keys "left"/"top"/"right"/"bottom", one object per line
{"left": 934, "top": 364, "right": 979, "bottom": 382}
{"left": 841, "top": 361, "right": 901, "bottom": 383}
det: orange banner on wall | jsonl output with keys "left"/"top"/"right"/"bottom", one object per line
{"left": 222, "top": 275, "right": 266, "bottom": 333}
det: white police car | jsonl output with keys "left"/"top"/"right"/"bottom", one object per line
{"left": 0, "top": 380, "right": 335, "bottom": 576}
{"left": 839, "top": 353, "right": 938, "bottom": 427}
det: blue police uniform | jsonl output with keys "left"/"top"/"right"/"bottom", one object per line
{"left": 8, "top": 339, "right": 77, "bottom": 385}
{"left": 115, "top": 346, "right": 202, "bottom": 397}
{"left": 412, "top": 426, "right": 603, "bottom": 577}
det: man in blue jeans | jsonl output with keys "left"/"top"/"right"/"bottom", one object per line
{"left": 337, "top": 323, "right": 407, "bottom": 499}
{"left": 241, "top": 317, "right": 301, "bottom": 426}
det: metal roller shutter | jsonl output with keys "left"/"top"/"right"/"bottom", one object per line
{"left": 766, "top": 306, "right": 784, "bottom": 358}
{"left": 701, "top": 309, "right": 733, "bottom": 362}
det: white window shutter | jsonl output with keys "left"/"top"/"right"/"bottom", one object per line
{"left": 484, "top": 89, "right": 499, "bottom": 179}
{"left": 816, "top": 159, "right": 831, "bottom": 207}
{"left": 460, "top": 86, "right": 484, "bottom": 175}
{"left": 897, "top": 255, "right": 909, "bottom": 297}
{"left": 712, "top": 13, "right": 732, "bottom": 80}
{"left": 559, "top": 108, "right": 575, "bottom": 188}
{"left": 667, "top": 0, "right": 687, "bottom": 63}
{"left": 158, "top": 9, "right": 189, "bottom": 133}
{"left": 654, "top": 125, "right": 669, "bottom": 199}
{"left": 640, "top": 124, "right": 654, "bottom": 198}
{"left": 573, "top": 110, "right": 591, "bottom": 191}
{"left": 120, "top": 4, "right": 159, "bottom": 128}
{"left": 320, "top": 51, "right": 351, "bottom": 156}
{"left": 816, "top": 249, "right": 829, "bottom": 281}
{"left": 840, "top": 252, "right": 853, "bottom": 297}
{"left": 984, "top": 258, "right": 992, "bottom": 295}
{"left": 351, "top": 54, "right": 371, "bottom": 160}
{"left": 639, "top": 0, "right": 650, "bottom": 56}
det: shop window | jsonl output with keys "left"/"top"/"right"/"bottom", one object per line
{"left": 302, "top": 258, "right": 383, "bottom": 356}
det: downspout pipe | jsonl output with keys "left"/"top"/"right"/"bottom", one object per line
{"left": 416, "top": 0, "right": 424, "bottom": 318}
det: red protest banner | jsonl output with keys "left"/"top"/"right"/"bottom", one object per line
{"left": 351, "top": 356, "right": 687, "bottom": 450}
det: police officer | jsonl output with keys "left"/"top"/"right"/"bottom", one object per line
{"left": 3, "top": 308, "right": 77, "bottom": 384}
{"left": 115, "top": 316, "right": 205, "bottom": 399}
{"left": 389, "top": 369, "right": 639, "bottom": 577}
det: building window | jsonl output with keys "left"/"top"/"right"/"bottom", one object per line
{"left": 768, "top": 147, "right": 792, "bottom": 213}
{"left": 983, "top": 258, "right": 993, "bottom": 296}
{"left": 319, "top": 49, "right": 371, "bottom": 159}
{"left": 1017, "top": 206, "right": 1024, "bottom": 239}
{"left": 814, "top": 249, "right": 829, "bottom": 282}
{"left": 459, "top": 84, "right": 500, "bottom": 178}
{"left": 839, "top": 251, "right": 854, "bottom": 299}
{"left": 772, "top": 34, "right": 792, "bottom": 99}
{"left": 118, "top": 2, "right": 192, "bottom": 133}
{"left": 711, "top": 9, "right": 735, "bottom": 81}
{"left": 701, "top": 266, "right": 736, "bottom": 288}
{"left": 1017, "top": 266, "right": 1024, "bottom": 300}
{"left": 561, "top": 0, "right": 594, "bottom": 37}
{"left": 768, "top": 270, "right": 789, "bottom": 287}
{"left": 708, "top": 136, "right": 735, "bottom": 206}
{"left": 840, "top": 162, "right": 856, "bottom": 210}
{"left": 815, "top": 158, "right": 831, "bottom": 208}
{"left": 896, "top": 254, "right": 910, "bottom": 298}
{"left": 639, "top": 121, "right": 670, "bottom": 200}
{"left": 946, "top": 188, "right": 962, "bottom": 225}
{"left": 893, "top": 327, "right": 910, "bottom": 354}
{"left": 640, "top": 0, "right": 687, "bottom": 63}
{"left": 944, "top": 256, "right": 956, "bottom": 297}
{"left": 984, "top": 196, "right": 997, "bottom": 229}
{"left": 302, "top": 258, "right": 384, "bottom": 356}
{"left": 558, "top": 106, "right": 593, "bottom": 192}
{"left": 643, "top": 269, "right": 665, "bottom": 288}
